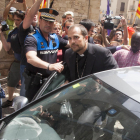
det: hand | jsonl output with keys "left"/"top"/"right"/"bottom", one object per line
{"left": 121, "top": 45, "right": 131, "bottom": 50}
{"left": 30, "top": 105, "right": 43, "bottom": 111}
{"left": 0, "top": 24, "right": 2, "bottom": 34}
{"left": 10, "top": 0, "right": 17, "bottom": 4}
{"left": 0, "top": 41, "right": 2, "bottom": 52}
{"left": 117, "top": 22, "right": 122, "bottom": 28}
{"left": 49, "top": 61, "right": 64, "bottom": 73}
{"left": 33, "top": 0, "right": 36, "bottom": 4}
{"left": 120, "top": 16, "right": 127, "bottom": 27}
{"left": 23, "top": 0, "right": 26, "bottom": 3}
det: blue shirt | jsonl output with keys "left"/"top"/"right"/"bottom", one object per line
{"left": 7, "top": 28, "right": 21, "bottom": 61}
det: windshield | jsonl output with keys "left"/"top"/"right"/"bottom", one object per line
{"left": 0, "top": 76, "right": 140, "bottom": 140}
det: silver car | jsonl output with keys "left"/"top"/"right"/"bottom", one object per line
{"left": 0, "top": 66, "right": 140, "bottom": 140}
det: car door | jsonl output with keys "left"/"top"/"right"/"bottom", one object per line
{"left": 32, "top": 63, "right": 68, "bottom": 101}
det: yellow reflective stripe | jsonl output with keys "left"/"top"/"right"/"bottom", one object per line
{"left": 73, "top": 83, "right": 80, "bottom": 88}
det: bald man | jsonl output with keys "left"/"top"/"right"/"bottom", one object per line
{"left": 113, "top": 32, "right": 140, "bottom": 68}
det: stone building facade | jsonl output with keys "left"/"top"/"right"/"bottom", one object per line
{"left": 0, "top": 0, "right": 101, "bottom": 23}
{"left": 52, "top": 0, "right": 101, "bottom": 24}
{"left": 0, "top": 0, "right": 101, "bottom": 76}
{"left": 0, "top": 0, "right": 5, "bottom": 21}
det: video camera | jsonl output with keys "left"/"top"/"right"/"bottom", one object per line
{"left": 103, "top": 15, "right": 122, "bottom": 30}
{"left": 1, "top": 21, "right": 9, "bottom": 32}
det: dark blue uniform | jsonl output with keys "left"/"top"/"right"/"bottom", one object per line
{"left": 25, "top": 27, "right": 68, "bottom": 78}
{"left": 24, "top": 27, "right": 68, "bottom": 101}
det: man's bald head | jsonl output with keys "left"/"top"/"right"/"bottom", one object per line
{"left": 132, "top": 32, "right": 140, "bottom": 39}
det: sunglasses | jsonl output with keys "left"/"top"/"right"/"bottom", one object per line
{"left": 115, "top": 33, "right": 122, "bottom": 36}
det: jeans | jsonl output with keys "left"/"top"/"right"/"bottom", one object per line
{"left": 20, "top": 65, "right": 26, "bottom": 97}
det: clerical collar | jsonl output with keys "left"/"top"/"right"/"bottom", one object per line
{"left": 79, "top": 54, "right": 84, "bottom": 57}
{"left": 77, "top": 47, "right": 88, "bottom": 57}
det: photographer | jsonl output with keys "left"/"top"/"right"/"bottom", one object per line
{"left": 101, "top": 16, "right": 129, "bottom": 53}
{"left": 115, "top": 16, "right": 128, "bottom": 45}
{"left": 0, "top": 10, "right": 25, "bottom": 108}
{"left": 3, "top": 0, "right": 27, "bottom": 38}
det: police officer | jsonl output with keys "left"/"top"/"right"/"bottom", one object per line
{"left": 24, "top": 7, "right": 68, "bottom": 102}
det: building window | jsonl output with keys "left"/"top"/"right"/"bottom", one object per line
{"left": 120, "top": 2, "right": 125, "bottom": 11}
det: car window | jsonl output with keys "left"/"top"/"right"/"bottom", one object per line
{"left": 42, "top": 72, "right": 66, "bottom": 96}
{"left": 1, "top": 76, "right": 140, "bottom": 140}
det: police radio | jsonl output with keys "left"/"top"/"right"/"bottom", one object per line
{"left": 52, "top": 41, "right": 57, "bottom": 47}
{"left": 50, "top": 35, "right": 57, "bottom": 47}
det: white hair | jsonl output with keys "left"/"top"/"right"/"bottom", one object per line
{"left": 64, "top": 11, "right": 74, "bottom": 17}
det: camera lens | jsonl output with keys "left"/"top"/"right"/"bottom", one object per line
{"left": 1, "top": 21, "right": 6, "bottom": 26}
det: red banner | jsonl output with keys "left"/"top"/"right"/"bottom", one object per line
{"left": 40, "top": 0, "right": 47, "bottom": 9}
{"left": 136, "top": 0, "right": 140, "bottom": 18}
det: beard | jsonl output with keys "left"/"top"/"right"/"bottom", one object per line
{"left": 71, "top": 43, "right": 80, "bottom": 52}
{"left": 70, "top": 43, "right": 86, "bottom": 53}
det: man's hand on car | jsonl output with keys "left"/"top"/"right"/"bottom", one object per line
{"left": 49, "top": 61, "right": 64, "bottom": 73}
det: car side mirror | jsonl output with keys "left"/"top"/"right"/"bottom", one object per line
{"left": 13, "top": 96, "right": 29, "bottom": 111}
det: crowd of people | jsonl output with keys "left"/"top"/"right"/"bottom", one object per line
{"left": 0, "top": 0, "right": 140, "bottom": 119}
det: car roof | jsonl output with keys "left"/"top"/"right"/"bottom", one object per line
{"left": 94, "top": 66, "right": 140, "bottom": 103}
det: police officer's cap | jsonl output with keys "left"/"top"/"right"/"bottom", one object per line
{"left": 39, "top": 8, "right": 59, "bottom": 22}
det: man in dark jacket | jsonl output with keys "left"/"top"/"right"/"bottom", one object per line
{"left": 64, "top": 24, "right": 118, "bottom": 82}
